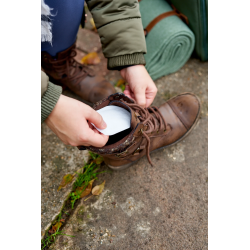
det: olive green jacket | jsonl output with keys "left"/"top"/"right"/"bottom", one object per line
{"left": 41, "top": 0, "right": 146, "bottom": 123}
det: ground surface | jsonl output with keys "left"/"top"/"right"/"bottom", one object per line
{"left": 41, "top": 9, "right": 208, "bottom": 249}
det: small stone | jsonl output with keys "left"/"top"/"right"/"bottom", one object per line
{"left": 100, "top": 233, "right": 103, "bottom": 236}
{"left": 111, "top": 202, "right": 116, "bottom": 205}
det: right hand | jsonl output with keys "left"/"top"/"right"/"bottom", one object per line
{"left": 45, "top": 95, "right": 109, "bottom": 147}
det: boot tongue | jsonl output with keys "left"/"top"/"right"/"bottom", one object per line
{"left": 108, "top": 101, "right": 140, "bottom": 130}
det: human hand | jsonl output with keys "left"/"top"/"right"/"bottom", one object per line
{"left": 45, "top": 95, "right": 109, "bottom": 147}
{"left": 120, "top": 65, "right": 157, "bottom": 107}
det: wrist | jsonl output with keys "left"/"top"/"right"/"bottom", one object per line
{"left": 108, "top": 53, "right": 145, "bottom": 70}
{"left": 41, "top": 82, "right": 62, "bottom": 123}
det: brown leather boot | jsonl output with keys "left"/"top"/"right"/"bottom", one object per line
{"left": 79, "top": 92, "right": 200, "bottom": 170}
{"left": 41, "top": 43, "right": 116, "bottom": 103}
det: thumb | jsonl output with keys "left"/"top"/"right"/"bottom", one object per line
{"left": 85, "top": 108, "right": 107, "bottom": 129}
{"left": 134, "top": 87, "right": 146, "bottom": 107}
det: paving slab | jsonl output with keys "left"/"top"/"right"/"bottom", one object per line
{"left": 76, "top": 29, "right": 102, "bottom": 53}
{"left": 41, "top": 124, "right": 89, "bottom": 237}
{"left": 46, "top": 58, "right": 208, "bottom": 249}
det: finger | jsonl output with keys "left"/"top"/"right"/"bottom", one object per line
{"left": 134, "top": 87, "right": 146, "bottom": 107}
{"left": 124, "top": 85, "right": 132, "bottom": 98}
{"left": 88, "top": 122, "right": 95, "bottom": 130}
{"left": 85, "top": 107, "right": 107, "bottom": 129}
{"left": 145, "top": 84, "right": 157, "bottom": 107}
{"left": 92, "top": 127, "right": 102, "bottom": 134}
{"left": 145, "top": 92, "right": 157, "bottom": 107}
{"left": 86, "top": 129, "right": 109, "bottom": 147}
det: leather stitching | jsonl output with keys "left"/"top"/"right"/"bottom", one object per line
{"left": 168, "top": 101, "right": 188, "bottom": 131}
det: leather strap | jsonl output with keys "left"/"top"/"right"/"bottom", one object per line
{"left": 138, "top": 0, "right": 188, "bottom": 36}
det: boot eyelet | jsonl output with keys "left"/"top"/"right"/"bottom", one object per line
{"left": 133, "top": 147, "right": 141, "bottom": 155}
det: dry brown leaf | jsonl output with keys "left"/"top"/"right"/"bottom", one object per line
{"left": 75, "top": 179, "right": 95, "bottom": 198}
{"left": 57, "top": 174, "right": 74, "bottom": 191}
{"left": 90, "top": 18, "right": 97, "bottom": 31}
{"left": 93, "top": 156, "right": 104, "bottom": 165}
{"left": 92, "top": 181, "right": 106, "bottom": 196}
{"left": 115, "top": 79, "right": 126, "bottom": 87}
{"left": 51, "top": 222, "right": 62, "bottom": 233}
{"left": 115, "top": 79, "right": 127, "bottom": 92}
{"left": 81, "top": 52, "right": 100, "bottom": 65}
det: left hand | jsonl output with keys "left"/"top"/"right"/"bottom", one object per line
{"left": 120, "top": 65, "right": 157, "bottom": 107}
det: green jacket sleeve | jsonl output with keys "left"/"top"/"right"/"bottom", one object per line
{"left": 41, "top": 71, "right": 62, "bottom": 123}
{"left": 86, "top": 0, "right": 147, "bottom": 69}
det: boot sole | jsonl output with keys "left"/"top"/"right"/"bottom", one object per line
{"left": 106, "top": 93, "right": 201, "bottom": 170}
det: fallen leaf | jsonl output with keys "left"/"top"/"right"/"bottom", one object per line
{"left": 115, "top": 79, "right": 127, "bottom": 92}
{"left": 92, "top": 181, "right": 105, "bottom": 196}
{"left": 75, "top": 179, "right": 95, "bottom": 198}
{"left": 81, "top": 52, "right": 100, "bottom": 65}
{"left": 93, "top": 156, "right": 104, "bottom": 165}
{"left": 52, "top": 222, "right": 62, "bottom": 232}
{"left": 90, "top": 18, "right": 97, "bottom": 31}
{"left": 115, "top": 79, "right": 126, "bottom": 87}
{"left": 60, "top": 219, "right": 65, "bottom": 223}
{"left": 57, "top": 174, "right": 74, "bottom": 191}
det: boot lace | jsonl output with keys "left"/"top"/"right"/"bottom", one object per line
{"left": 48, "top": 49, "right": 91, "bottom": 84}
{"left": 125, "top": 102, "right": 169, "bottom": 166}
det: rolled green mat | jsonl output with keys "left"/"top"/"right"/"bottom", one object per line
{"left": 139, "top": 0, "right": 195, "bottom": 80}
